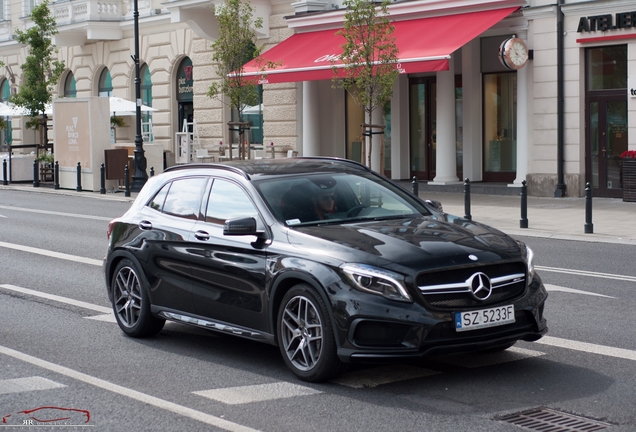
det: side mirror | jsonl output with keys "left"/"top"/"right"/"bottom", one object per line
{"left": 425, "top": 199, "right": 443, "bottom": 212}
{"left": 223, "top": 217, "right": 258, "bottom": 236}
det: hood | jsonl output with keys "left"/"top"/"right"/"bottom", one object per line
{"left": 287, "top": 215, "right": 522, "bottom": 273}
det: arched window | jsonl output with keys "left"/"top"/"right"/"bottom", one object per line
{"left": 98, "top": 68, "right": 113, "bottom": 97}
{"left": 64, "top": 72, "right": 76, "bottom": 98}
{"left": 140, "top": 64, "right": 154, "bottom": 142}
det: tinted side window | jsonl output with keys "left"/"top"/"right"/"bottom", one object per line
{"left": 205, "top": 179, "right": 257, "bottom": 224}
{"left": 162, "top": 177, "right": 208, "bottom": 220}
{"left": 148, "top": 182, "right": 170, "bottom": 211}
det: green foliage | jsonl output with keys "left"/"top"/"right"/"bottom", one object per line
{"left": 36, "top": 152, "right": 54, "bottom": 164}
{"left": 110, "top": 115, "right": 126, "bottom": 128}
{"left": 9, "top": 0, "right": 65, "bottom": 130}
{"left": 333, "top": 0, "right": 398, "bottom": 167}
{"left": 335, "top": 0, "right": 398, "bottom": 114}
{"left": 207, "top": 0, "right": 262, "bottom": 122}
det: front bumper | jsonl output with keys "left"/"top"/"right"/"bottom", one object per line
{"left": 333, "top": 274, "right": 548, "bottom": 363}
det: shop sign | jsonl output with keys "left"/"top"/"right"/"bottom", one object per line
{"left": 577, "top": 12, "right": 636, "bottom": 32}
{"left": 176, "top": 58, "right": 193, "bottom": 102}
{"left": 629, "top": 75, "right": 636, "bottom": 98}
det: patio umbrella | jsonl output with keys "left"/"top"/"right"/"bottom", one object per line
{"left": 0, "top": 103, "right": 52, "bottom": 116}
{"left": 109, "top": 96, "right": 157, "bottom": 116}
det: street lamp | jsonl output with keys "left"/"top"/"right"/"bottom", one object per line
{"left": 130, "top": 0, "right": 147, "bottom": 192}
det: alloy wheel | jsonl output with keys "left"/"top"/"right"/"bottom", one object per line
{"left": 280, "top": 295, "right": 324, "bottom": 371}
{"left": 113, "top": 265, "right": 143, "bottom": 328}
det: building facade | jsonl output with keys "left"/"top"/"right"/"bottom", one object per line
{"left": 0, "top": 0, "right": 635, "bottom": 197}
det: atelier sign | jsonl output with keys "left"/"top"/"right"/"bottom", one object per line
{"left": 577, "top": 12, "right": 636, "bottom": 32}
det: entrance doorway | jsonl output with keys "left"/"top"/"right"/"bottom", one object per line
{"left": 409, "top": 77, "right": 436, "bottom": 180}
{"left": 586, "top": 93, "right": 627, "bottom": 197}
{"left": 585, "top": 45, "right": 627, "bottom": 198}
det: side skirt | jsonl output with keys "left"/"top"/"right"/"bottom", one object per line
{"left": 151, "top": 306, "right": 276, "bottom": 345}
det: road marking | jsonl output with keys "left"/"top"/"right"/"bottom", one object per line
{"left": 0, "top": 376, "right": 66, "bottom": 395}
{"left": 0, "top": 205, "right": 112, "bottom": 221}
{"left": 332, "top": 364, "right": 439, "bottom": 388}
{"left": 0, "top": 214, "right": 6, "bottom": 218}
{"left": 536, "top": 336, "right": 636, "bottom": 362}
{"left": 0, "top": 345, "right": 259, "bottom": 432}
{"left": 0, "top": 241, "right": 102, "bottom": 266}
{"left": 0, "top": 284, "right": 111, "bottom": 314}
{"left": 544, "top": 284, "right": 616, "bottom": 299}
{"left": 85, "top": 313, "right": 117, "bottom": 323}
{"left": 439, "top": 346, "right": 545, "bottom": 368}
{"left": 536, "top": 265, "right": 636, "bottom": 282}
{"left": 194, "top": 382, "right": 321, "bottom": 405}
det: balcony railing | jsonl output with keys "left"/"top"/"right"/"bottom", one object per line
{"left": 52, "top": 0, "right": 125, "bottom": 25}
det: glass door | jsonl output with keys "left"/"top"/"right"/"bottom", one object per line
{"left": 409, "top": 77, "right": 436, "bottom": 180}
{"left": 587, "top": 94, "right": 627, "bottom": 197}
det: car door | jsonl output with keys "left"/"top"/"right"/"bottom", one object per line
{"left": 188, "top": 178, "right": 270, "bottom": 331}
{"left": 136, "top": 176, "right": 209, "bottom": 313}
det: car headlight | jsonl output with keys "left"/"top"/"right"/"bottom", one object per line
{"left": 340, "top": 263, "right": 412, "bottom": 302}
{"left": 517, "top": 241, "right": 535, "bottom": 281}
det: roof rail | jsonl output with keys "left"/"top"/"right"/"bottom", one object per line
{"left": 164, "top": 163, "right": 250, "bottom": 179}
{"left": 295, "top": 156, "right": 371, "bottom": 171}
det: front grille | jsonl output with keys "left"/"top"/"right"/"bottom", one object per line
{"left": 417, "top": 262, "right": 527, "bottom": 309}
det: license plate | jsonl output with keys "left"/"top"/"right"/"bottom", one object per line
{"left": 455, "top": 305, "right": 515, "bottom": 332}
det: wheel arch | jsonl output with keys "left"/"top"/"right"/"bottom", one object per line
{"left": 269, "top": 269, "right": 340, "bottom": 347}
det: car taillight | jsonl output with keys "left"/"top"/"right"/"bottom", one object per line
{"left": 107, "top": 220, "right": 116, "bottom": 240}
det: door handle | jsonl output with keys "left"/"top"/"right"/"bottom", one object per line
{"left": 194, "top": 230, "right": 210, "bottom": 241}
{"left": 139, "top": 220, "right": 152, "bottom": 230}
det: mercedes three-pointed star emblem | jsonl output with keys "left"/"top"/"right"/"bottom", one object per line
{"left": 467, "top": 272, "right": 492, "bottom": 300}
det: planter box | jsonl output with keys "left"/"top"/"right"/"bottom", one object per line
{"left": 622, "top": 159, "right": 636, "bottom": 202}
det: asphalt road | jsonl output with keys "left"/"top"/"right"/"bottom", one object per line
{"left": 0, "top": 189, "right": 634, "bottom": 431}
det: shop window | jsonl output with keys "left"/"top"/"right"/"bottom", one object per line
{"left": 98, "top": 68, "right": 113, "bottom": 97}
{"left": 587, "top": 45, "right": 627, "bottom": 90}
{"left": 0, "top": 78, "right": 10, "bottom": 150}
{"left": 483, "top": 72, "right": 517, "bottom": 174}
{"left": 231, "top": 85, "right": 263, "bottom": 145}
{"left": 64, "top": 72, "right": 76, "bottom": 98}
{"left": 346, "top": 89, "right": 365, "bottom": 164}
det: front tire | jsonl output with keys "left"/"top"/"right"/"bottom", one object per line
{"left": 277, "top": 284, "right": 345, "bottom": 382}
{"left": 111, "top": 259, "right": 165, "bottom": 338}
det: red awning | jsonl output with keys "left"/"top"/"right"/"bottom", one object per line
{"left": 242, "top": 7, "right": 518, "bottom": 84}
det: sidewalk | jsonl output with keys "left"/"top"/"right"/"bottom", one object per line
{"left": 2, "top": 182, "right": 635, "bottom": 245}
{"left": 414, "top": 189, "right": 636, "bottom": 245}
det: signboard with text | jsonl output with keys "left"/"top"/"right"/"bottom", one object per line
{"left": 54, "top": 100, "right": 91, "bottom": 169}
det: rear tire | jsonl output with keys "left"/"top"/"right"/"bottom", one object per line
{"left": 277, "top": 284, "right": 345, "bottom": 382}
{"left": 111, "top": 259, "right": 165, "bottom": 338}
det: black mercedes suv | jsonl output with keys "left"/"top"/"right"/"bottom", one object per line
{"left": 104, "top": 157, "right": 547, "bottom": 381}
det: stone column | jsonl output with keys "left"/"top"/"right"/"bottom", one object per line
{"left": 432, "top": 53, "right": 459, "bottom": 184}
{"left": 512, "top": 54, "right": 529, "bottom": 186}
{"left": 302, "top": 81, "right": 320, "bottom": 156}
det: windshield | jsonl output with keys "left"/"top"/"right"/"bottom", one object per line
{"left": 254, "top": 172, "right": 432, "bottom": 226}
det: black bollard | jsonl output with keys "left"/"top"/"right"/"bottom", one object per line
{"left": 54, "top": 161, "right": 59, "bottom": 190}
{"left": 33, "top": 160, "right": 39, "bottom": 188}
{"left": 411, "top": 176, "right": 418, "bottom": 197}
{"left": 584, "top": 182, "right": 593, "bottom": 234}
{"left": 2, "top": 158, "right": 7, "bottom": 185}
{"left": 520, "top": 180, "right": 528, "bottom": 228}
{"left": 100, "top": 163, "right": 106, "bottom": 194}
{"left": 150, "top": 166, "right": 155, "bottom": 177}
{"left": 124, "top": 164, "right": 130, "bottom": 197}
{"left": 464, "top": 178, "right": 471, "bottom": 220}
{"left": 76, "top": 162, "right": 82, "bottom": 192}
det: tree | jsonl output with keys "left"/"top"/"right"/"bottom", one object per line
{"left": 207, "top": 0, "right": 276, "bottom": 158}
{"left": 10, "top": 0, "right": 65, "bottom": 147}
{"left": 333, "top": 0, "right": 399, "bottom": 170}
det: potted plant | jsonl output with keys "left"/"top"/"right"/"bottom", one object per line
{"left": 620, "top": 150, "right": 636, "bottom": 202}
{"left": 110, "top": 115, "right": 126, "bottom": 143}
